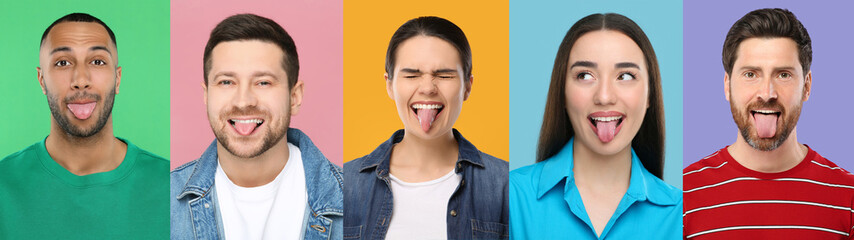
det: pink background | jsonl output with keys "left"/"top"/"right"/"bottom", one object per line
{"left": 170, "top": 0, "right": 343, "bottom": 168}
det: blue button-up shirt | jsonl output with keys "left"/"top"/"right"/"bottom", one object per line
{"left": 170, "top": 128, "right": 344, "bottom": 240}
{"left": 344, "top": 129, "right": 509, "bottom": 239}
{"left": 509, "top": 138, "right": 682, "bottom": 239}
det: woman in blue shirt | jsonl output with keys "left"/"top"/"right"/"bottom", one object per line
{"left": 509, "top": 13, "right": 681, "bottom": 239}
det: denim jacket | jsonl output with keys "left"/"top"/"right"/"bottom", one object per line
{"left": 343, "top": 129, "right": 509, "bottom": 240}
{"left": 171, "top": 128, "right": 344, "bottom": 240}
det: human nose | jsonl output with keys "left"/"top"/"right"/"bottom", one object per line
{"left": 757, "top": 77, "right": 778, "bottom": 102}
{"left": 70, "top": 63, "right": 91, "bottom": 90}
{"left": 417, "top": 75, "right": 438, "bottom": 95}
{"left": 593, "top": 79, "right": 616, "bottom": 105}
{"left": 233, "top": 83, "right": 258, "bottom": 108}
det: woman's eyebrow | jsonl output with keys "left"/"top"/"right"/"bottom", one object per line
{"left": 615, "top": 62, "right": 640, "bottom": 69}
{"left": 570, "top": 60, "right": 596, "bottom": 69}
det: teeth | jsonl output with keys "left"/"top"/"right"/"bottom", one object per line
{"left": 591, "top": 116, "right": 622, "bottom": 122}
{"left": 411, "top": 104, "right": 443, "bottom": 109}
{"left": 753, "top": 110, "right": 778, "bottom": 114}
{"left": 231, "top": 119, "right": 263, "bottom": 124}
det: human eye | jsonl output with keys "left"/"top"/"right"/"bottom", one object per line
{"left": 218, "top": 79, "right": 234, "bottom": 86}
{"left": 778, "top": 72, "right": 792, "bottom": 79}
{"left": 90, "top": 59, "right": 107, "bottom": 66}
{"left": 576, "top": 72, "right": 594, "bottom": 81}
{"left": 257, "top": 80, "right": 272, "bottom": 86}
{"left": 743, "top": 71, "right": 756, "bottom": 79}
{"left": 54, "top": 60, "right": 71, "bottom": 67}
{"left": 617, "top": 72, "right": 636, "bottom": 81}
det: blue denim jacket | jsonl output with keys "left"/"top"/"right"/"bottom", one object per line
{"left": 343, "top": 129, "right": 509, "bottom": 240}
{"left": 171, "top": 128, "right": 344, "bottom": 240}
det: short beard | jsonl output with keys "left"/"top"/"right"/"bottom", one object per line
{"left": 47, "top": 87, "right": 116, "bottom": 138}
{"left": 730, "top": 97, "right": 801, "bottom": 151}
{"left": 211, "top": 106, "right": 289, "bottom": 158}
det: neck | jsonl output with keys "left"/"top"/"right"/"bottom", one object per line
{"left": 218, "top": 138, "right": 289, "bottom": 187}
{"left": 572, "top": 139, "right": 632, "bottom": 189}
{"left": 728, "top": 128, "right": 807, "bottom": 173}
{"left": 45, "top": 119, "right": 127, "bottom": 176}
{"left": 391, "top": 129, "right": 459, "bottom": 169}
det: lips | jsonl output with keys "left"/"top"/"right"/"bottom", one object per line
{"left": 751, "top": 109, "right": 780, "bottom": 138}
{"left": 67, "top": 102, "right": 96, "bottom": 120}
{"left": 411, "top": 102, "right": 444, "bottom": 133}
{"left": 228, "top": 118, "right": 264, "bottom": 136}
{"left": 588, "top": 111, "right": 625, "bottom": 143}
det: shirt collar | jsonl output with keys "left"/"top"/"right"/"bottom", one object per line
{"left": 358, "top": 129, "right": 486, "bottom": 176}
{"left": 536, "top": 138, "right": 678, "bottom": 206}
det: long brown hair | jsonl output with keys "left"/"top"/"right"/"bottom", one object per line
{"left": 536, "top": 13, "right": 665, "bottom": 179}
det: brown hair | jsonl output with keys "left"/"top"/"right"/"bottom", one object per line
{"left": 536, "top": 13, "right": 665, "bottom": 179}
{"left": 722, "top": 8, "right": 811, "bottom": 76}
{"left": 203, "top": 14, "right": 299, "bottom": 89}
{"left": 385, "top": 16, "right": 472, "bottom": 81}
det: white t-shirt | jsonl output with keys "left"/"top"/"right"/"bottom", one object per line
{"left": 215, "top": 143, "right": 307, "bottom": 240}
{"left": 385, "top": 169, "right": 462, "bottom": 240}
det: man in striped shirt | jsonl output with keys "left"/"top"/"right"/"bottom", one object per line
{"left": 683, "top": 8, "right": 854, "bottom": 239}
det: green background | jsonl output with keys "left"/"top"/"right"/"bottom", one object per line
{"left": 0, "top": 0, "right": 171, "bottom": 159}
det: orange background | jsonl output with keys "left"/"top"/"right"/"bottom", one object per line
{"left": 343, "top": 0, "right": 509, "bottom": 162}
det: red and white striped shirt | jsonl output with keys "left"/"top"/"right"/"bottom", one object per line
{"left": 683, "top": 146, "right": 854, "bottom": 239}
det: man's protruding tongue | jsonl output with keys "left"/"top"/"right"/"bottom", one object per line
{"left": 67, "top": 102, "right": 96, "bottom": 120}
{"left": 233, "top": 122, "right": 257, "bottom": 136}
{"left": 417, "top": 108, "right": 438, "bottom": 133}
{"left": 754, "top": 113, "right": 778, "bottom": 138}
{"left": 596, "top": 120, "right": 618, "bottom": 143}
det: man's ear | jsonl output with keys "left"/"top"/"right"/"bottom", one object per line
{"left": 724, "top": 72, "right": 731, "bottom": 102}
{"left": 290, "top": 80, "right": 305, "bottom": 116}
{"left": 37, "top": 67, "right": 47, "bottom": 95}
{"left": 385, "top": 73, "right": 394, "bottom": 99}
{"left": 802, "top": 70, "right": 812, "bottom": 102}
{"left": 115, "top": 66, "right": 122, "bottom": 94}
{"left": 202, "top": 81, "right": 208, "bottom": 105}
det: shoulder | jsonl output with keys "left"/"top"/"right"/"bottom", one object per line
{"left": 476, "top": 151, "right": 508, "bottom": 172}
{"left": 683, "top": 149, "right": 727, "bottom": 173}
{"left": 134, "top": 146, "right": 170, "bottom": 169}
{"left": 809, "top": 152, "right": 854, "bottom": 185}
{"left": 644, "top": 171, "right": 684, "bottom": 206}
{"left": 170, "top": 158, "right": 199, "bottom": 185}
{"left": 0, "top": 142, "right": 41, "bottom": 166}
{"left": 509, "top": 161, "right": 545, "bottom": 193}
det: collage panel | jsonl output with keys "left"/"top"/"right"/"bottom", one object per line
{"left": 168, "top": 0, "right": 345, "bottom": 239}
{"left": 0, "top": 0, "right": 170, "bottom": 239}
{"left": 343, "top": 0, "right": 510, "bottom": 239}
{"left": 508, "top": 0, "right": 683, "bottom": 239}
{"left": 683, "top": 0, "right": 854, "bottom": 239}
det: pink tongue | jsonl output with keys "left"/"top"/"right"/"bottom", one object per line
{"left": 754, "top": 114, "right": 778, "bottom": 138}
{"left": 596, "top": 121, "right": 618, "bottom": 143}
{"left": 233, "top": 122, "right": 257, "bottom": 136}
{"left": 417, "top": 109, "right": 438, "bottom": 133}
{"left": 67, "top": 102, "right": 96, "bottom": 120}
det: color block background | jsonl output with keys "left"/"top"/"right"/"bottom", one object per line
{"left": 0, "top": 0, "right": 171, "bottom": 159}
{"left": 509, "top": 0, "right": 684, "bottom": 188}
{"left": 170, "top": 0, "right": 343, "bottom": 168}
{"left": 343, "top": 0, "right": 509, "bottom": 162}
{"left": 683, "top": 0, "right": 854, "bottom": 172}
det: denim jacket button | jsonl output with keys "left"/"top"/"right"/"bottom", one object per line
{"left": 457, "top": 163, "right": 462, "bottom": 169}
{"left": 461, "top": 180, "right": 465, "bottom": 186}
{"left": 450, "top": 210, "right": 457, "bottom": 217}
{"left": 204, "top": 203, "right": 210, "bottom": 208}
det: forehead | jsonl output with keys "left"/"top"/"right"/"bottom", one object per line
{"left": 209, "top": 40, "right": 286, "bottom": 75}
{"left": 734, "top": 37, "right": 800, "bottom": 68}
{"left": 42, "top": 21, "right": 115, "bottom": 53}
{"left": 394, "top": 36, "right": 461, "bottom": 70}
{"left": 569, "top": 30, "right": 644, "bottom": 66}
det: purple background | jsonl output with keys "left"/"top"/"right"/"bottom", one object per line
{"left": 683, "top": 0, "right": 854, "bottom": 171}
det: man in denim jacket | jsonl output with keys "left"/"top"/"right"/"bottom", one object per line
{"left": 171, "top": 14, "right": 343, "bottom": 240}
{"left": 343, "top": 16, "right": 509, "bottom": 240}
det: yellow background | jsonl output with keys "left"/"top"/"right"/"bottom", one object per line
{"left": 344, "top": 0, "right": 509, "bottom": 162}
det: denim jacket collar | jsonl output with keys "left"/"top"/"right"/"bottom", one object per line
{"left": 536, "top": 138, "right": 677, "bottom": 206}
{"left": 177, "top": 128, "right": 343, "bottom": 237}
{"left": 357, "top": 129, "right": 486, "bottom": 176}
